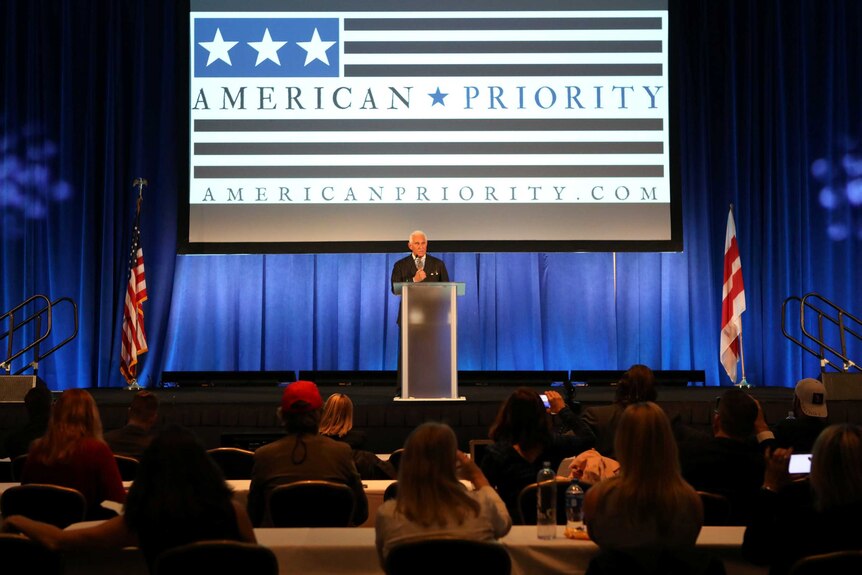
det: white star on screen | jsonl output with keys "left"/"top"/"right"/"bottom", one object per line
{"left": 199, "top": 28, "right": 238, "bottom": 66}
{"left": 248, "top": 28, "right": 288, "bottom": 66}
{"left": 296, "top": 28, "right": 336, "bottom": 66}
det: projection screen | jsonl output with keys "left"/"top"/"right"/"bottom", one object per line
{"left": 181, "top": 0, "right": 680, "bottom": 253}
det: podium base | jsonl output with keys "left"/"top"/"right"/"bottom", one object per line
{"left": 394, "top": 396, "right": 466, "bottom": 402}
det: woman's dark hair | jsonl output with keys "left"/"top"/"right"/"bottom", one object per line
{"left": 615, "top": 364, "right": 657, "bottom": 405}
{"left": 123, "top": 425, "right": 233, "bottom": 537}
{"left": 488, "top": 387, "right": 553, "bottom": 451}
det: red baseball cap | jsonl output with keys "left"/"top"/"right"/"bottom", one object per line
{"left": 281, "top": 380, "right": 323, "bottom": 414}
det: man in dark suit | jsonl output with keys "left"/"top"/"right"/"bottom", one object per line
{"left": 390, "top": 230, "right": 449, "bottom": 397}
{"left": 390, "top": 230, "right": 449, "bottom": 295}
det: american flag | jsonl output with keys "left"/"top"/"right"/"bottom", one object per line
{"left": 120, "top": 212, "right": 148, "bottom": 383}
{"left": 189, "top": 3, "right": 669, "bottom": 203}
{"left": 720, "top": 208, "right": 746, "bottom": 383}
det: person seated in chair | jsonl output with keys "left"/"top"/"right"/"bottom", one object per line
{"left": 2, "top": 383, "right": 52, "bottom": 460}
{"left": 581, "top": 364, "right": 657, "bottom": 458}
{"left": 772, "top": 378, "right": 828, "bottom": 454}
{"left": 3, "top": 425, "right": 256, "bottom": 572}
{"left": 677, "top": 388, "right": 775, "bottom": 525}
{"left": 247, "top": 381, "right": 368, "bottom": 527}
{"left": 104, "top": 390, "right": 160, "bottom": 459}
{"left": 480, "top": 387, "right": 594, "bottom": 521}
{"left": 375, "top": 422, "right": 511, "bottom": 567}
{"left": 743, "top": 423, "right": 862, "bottom": 575}
{"left": 584, "top": 402, "right": 703, "bottom": 566}
{"left": 20, "top": 389, "right": 126, "bottom": 520}
{"left": 319, "top": 392, "right": 396, "bottom": 480}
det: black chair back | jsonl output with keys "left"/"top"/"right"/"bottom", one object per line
{"left": 383, "top": 481, "right": 399, "bottom": 502}
{"left": 114, "top": 454, "right": 140, "bottom": 481}
{"left": 353, "top": 449, "right": 397, "bottom": 480}
{"left": 697, "top": 491, "right": 733, "bottom": 526}
{"left": 385, "top": 539, "right": 511, "bottom": 575}
{"left": 267, "top": 480, "right": 355, "bottom": 527}
{"left": 788, "top": 550, "right": 862, "bottom": 575}
{"left": 0, "top": 534, "right": 63, "bottom": 575}
{"left": 0, "top": 483, "right": 86, "bottom": 528}
{"left": 207, "top": 447, "right": 255, "bottom": 479}
{"left": 0, "top": 460, "right": 12, "bottom": 482}
{"left": 585, "top": 548, "right": 726, "bottom": 575}
{"left": 387, "top": 448, "right": 404, "bottom": 472}
{"left": 153, "top": 540, "right": 278, "bottom": 575}
{"left": 516, "top": 477, "right": 570, "bottom": 525}
{"left": 10, "top": 454, "right": 27, "bottom": 482}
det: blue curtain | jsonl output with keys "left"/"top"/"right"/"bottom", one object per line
{"left": 2, "top": 1, "right": 860, "bottom": 390}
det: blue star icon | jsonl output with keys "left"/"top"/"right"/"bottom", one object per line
{"left": 428, "top": 87, "right": 448, "bottom": 107}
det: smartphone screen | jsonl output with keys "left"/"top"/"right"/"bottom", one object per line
{"left": 540, "top": 394, "right": 550, "bottom": 408}
{"left": 789, "top": 453, "right": 812, "bottom": 474}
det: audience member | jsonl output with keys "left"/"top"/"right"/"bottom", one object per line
{"left": 584, "top": 402, "right": 703, "bottom": 570}
{"left": 247, "top": 380, "right": 368, "bottom": 526}
{"left": 743, "top": 423, "right": 862, "bottom": 575}
{"left": 772, "top": 378, "right": 827, "bottom": 453}
{"left": 2, "top": 383, "right": 53, "bottom": 460}
{"left": 104, "top": 390, "right": 160, "bottom": 459}
{"left": 3, "top": 425, "right": 256, "bottom": 572}
{"left": 677, "top": 387, "right": 774, "bottom": 524}
{"left": 20, "top": 388, "right": 125, "bottom": 519}
{"left": 319, "top": 392, "right": 366, "bottom": 449}
{"left": 582, "top": 364, "right": 657, "bottom": 457}
{"left": 480, "top": 387, "right": 593, "bottom": 521}
{"left": 375, "top": 422, "right": 512, "bottom": 567}
{"left": 319, "top": 392, "right": 395, "bottom": 479}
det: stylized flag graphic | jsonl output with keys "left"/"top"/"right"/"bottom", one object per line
{"left": 190, "top": 4, "right": 669, "bottom": 202}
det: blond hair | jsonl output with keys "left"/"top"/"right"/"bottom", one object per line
{"left": 395, "top": 422, "right": 480, "bottom": 527}
{"left": 29, "top": 389, "right": 104, "bottom": 464}
{"left": 603, "top": 402, "right": 698, "bottom": 532}
{"left": 319, "top": 393, "right": 354, "bottom": 438}
{"left": 810, "top": 423, "right": 862, "bottom": 511}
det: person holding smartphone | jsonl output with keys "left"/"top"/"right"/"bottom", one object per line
{"left": 743, "top": 424, "right": 862, "bottom": 575}
{"left": 479, "top": 387, "right": 595, "bottom": 522}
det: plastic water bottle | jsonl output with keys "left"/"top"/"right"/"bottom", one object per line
{"left": 564, "top": 479, "right": 585, "bottom": 538}
{"left": 536, "top": 461, "right": 557, "bottom": 539}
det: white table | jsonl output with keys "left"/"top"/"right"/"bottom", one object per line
{"left": 2, "top": 480, "right": 765, "bottom": 575}
{"left": 52, "top": 525, "right": 766, "bottom": 575}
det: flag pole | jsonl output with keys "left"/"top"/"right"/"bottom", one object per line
{"left": 737, "top": 332, "right": 750, "bottom": 388}
{"left": 133, "top": 178, "right": 147, "bottom": 219}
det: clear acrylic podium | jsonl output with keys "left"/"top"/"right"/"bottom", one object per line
{"left": 393, "top": 282, "right": 466, "bottom": 401}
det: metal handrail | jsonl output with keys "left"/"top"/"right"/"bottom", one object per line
{"left": 17, "top": 297, "right": 80, "bottom": 375}
{"left": 1, "top": 294, "right": 53, "bottom": 373}
{"left": 781, "top": 292, "right": 862, "bottom": 373}
{"left": 1, "top": 294, "right": 78, "bottom": 376}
